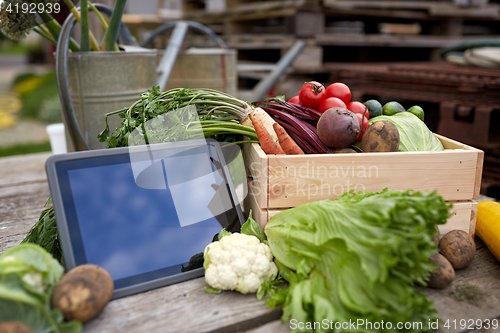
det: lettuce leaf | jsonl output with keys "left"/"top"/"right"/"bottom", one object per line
{"left": 264, "top": 189, "right": 451, "bottom": 332}
{"left": 0, "top": 244, "right": 82, "bottom": 333}
{"left": 370, "top": 112, "right": 444, "bottom": 152}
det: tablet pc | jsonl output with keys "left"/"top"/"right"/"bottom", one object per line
{"left": 46, "top": 139, "right": 244, "bottom": 299}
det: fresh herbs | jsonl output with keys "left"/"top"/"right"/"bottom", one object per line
{"left": 98, "top": 87, "right": 258, "bottom": 148}
{"left": 22, "top": 198, "right": 64, "bottom": 266}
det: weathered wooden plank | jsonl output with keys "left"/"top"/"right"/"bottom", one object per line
{"left": 246, "top": 320, "right": 290, "bottom": 333}
{"left": 429, "top": 240, "right": 500, "bottom": 333}
{"left": 0, "top": 182, "right": 51, "bottom": 254}
{"left": 0, "top": 152, "right": 50, "bottom": 187}
{"left": 323, "top": 0, "right": 500, "bottom": 18}
{"left": 84, "top": 277, "right": 280, "bottom": 333}
{"left": 316, "top": 33, "right": 500, "bottom": 48}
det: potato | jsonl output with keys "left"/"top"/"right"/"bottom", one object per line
{"left": 51, "top": 264, "right": 113, "bottom": 323}
{"left": 360, "top": 120, "right": 400, "bottom": 152}
{"left": 427, "top": 252, "right": 455, "bottom": 289}
{"left": 0, "top": 322, "right": 34, "bottom": 333}
{"left": 439, "top": 230, "right": 476, "bottom": 269}
{"left": 334, "top": 148, "right": 357, "bottom": 154}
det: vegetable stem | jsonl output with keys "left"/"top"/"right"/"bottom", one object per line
{"left": 80, "top": 0, "right": 90, "bottom": 52}
{"left": 62, "top": 0, "right": 100, "bottom": 51}
{"left": 88, "top": 2, "right": 120, "bottom": 51}
{"left": 101, "top": 0, "right": 127, "bottom": 51}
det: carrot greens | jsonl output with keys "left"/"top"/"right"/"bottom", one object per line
{"left": 99, "top": 86, "right": 258, "bottom": 148}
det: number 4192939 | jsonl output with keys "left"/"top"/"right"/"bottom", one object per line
{"left": 444, "top": 319, "right": 498, "bottom": 330}
{"left": 5, "top": 2, "right": 61, "bottom": 14}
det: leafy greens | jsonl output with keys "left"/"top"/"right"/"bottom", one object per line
{"left": 0, "top": 243, "right": 82, "bottom": 333}
{"left": 370, "top": 112, "right": 444, "bottom": 152}
{"left": 259, "top": 189, "right": 451, "bottom": 332}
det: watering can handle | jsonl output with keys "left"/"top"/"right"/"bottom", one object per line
{"left": 56, "top": 4, "right": 137, "bottom": 151}
{"left": 56, "top": 13, "right": 88, "bottom": 151}
{"left": 140, "top": 21, "right": 226, "bottom": 49}
{"left": 140, "top": 21, "right": 227, "bottom": 91}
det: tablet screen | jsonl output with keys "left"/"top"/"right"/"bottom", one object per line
{"left": 53, "top": 143, "right": 241, "bottom": 290}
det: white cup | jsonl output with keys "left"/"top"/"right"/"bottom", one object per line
{"left": 46, "top": 123, "right": 68, "bottom": 154}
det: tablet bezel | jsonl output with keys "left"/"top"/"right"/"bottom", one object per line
{"left": 46, "top": 139, "right": 244, "bottom": 299}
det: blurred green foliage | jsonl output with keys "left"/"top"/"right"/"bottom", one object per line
{"left": 0, "top": 141, "right": 51, "bottom": 157}
{"left": 13, "top": 71, "right": 62, "bottom": 123}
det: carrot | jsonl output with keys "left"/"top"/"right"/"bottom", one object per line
{"left": 241, "top": 107, "right": 278, "bottom": 141}
{"left": 273, "top": 122, "right": 305, "bottom": 155}
{"left": 249, "top": 114, "right": 284, "bottom": 155}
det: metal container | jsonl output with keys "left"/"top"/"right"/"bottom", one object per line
{"left": 64, "top": 49, "right": 158, "bottom": 151}
{"left": 163, "top": 48, "right": 238, "bottom": 97}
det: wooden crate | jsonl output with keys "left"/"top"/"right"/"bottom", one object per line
{"left": 244, "top": 184, "right": 478, "bottom": 236}
{"left": 243, "top": 134, "right": 483, "bottom": 210}
{"left": 242, "top": 134, "right": 483, "bottom": 235}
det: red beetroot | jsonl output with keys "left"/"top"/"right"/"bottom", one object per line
{"left": 316, "top": 107, "right": 360, "bottom": 148}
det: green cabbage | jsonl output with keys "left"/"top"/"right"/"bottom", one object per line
{"left": 370, "top": 112, "right": 444, "bottom": 152}
{"left": 0, "top": 243, "right": 82, "bottom": 333}
{"left": 261, "top": 189, "right": 451, "bottom": 333}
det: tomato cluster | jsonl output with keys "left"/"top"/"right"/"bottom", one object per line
{"left": 288, "top": 82, "right": 369, "bottom": 140}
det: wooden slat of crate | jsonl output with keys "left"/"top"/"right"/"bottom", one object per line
{"left": 243, "top": 135, "right": 483, "bottom": 209}
{"left": 243, "top": 142, "right": 268, "bottom": 213}
{"left": 244, "top": 185, "right": 478, "bottom": 237}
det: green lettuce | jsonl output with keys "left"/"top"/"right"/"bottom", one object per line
{"left": 0, "top": 243, "right": 82, "bottom": 333}
{"left": 370, "top": 112, "right": 444, "bottom": 152}
{"left": 261, "top": 189, "right": 451, "bottom": 332}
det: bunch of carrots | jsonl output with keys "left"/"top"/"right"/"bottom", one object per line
{"left": 248, "top": 114, "right": 304, "bottom": 155}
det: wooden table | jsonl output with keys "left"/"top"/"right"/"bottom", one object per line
{"left": 1, "top": 152, "right": 500, "bottom": 333}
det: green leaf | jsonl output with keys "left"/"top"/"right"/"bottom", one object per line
{"left": 218, "top": 229, "right": 232, "bottom": 241}
{"left": 256, "top": 277, "right": 283, "bottom": 301}
{"left": 241, "top": 211, "right": 267, "bottom": 243}
{"left": 204, "top": 287, "right": 222, "bottom": 294}
{"left": 203, "top": 246, "right": 211, "bottom": 271}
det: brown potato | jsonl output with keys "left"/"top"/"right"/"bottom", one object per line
{"left": 0, "top": 322, "right": 34, "bottom": 333}
{"left": 361, "top": 120, "right": 400, "bottom": 152}
{"left": 51, "top": 264, "right": 113, "bottom": 323}
{"left": 427, "top": 252, "right": 455, "bottom": 289}
{"left": 439, "top": 230, "right": 476, "bottom": 269}
{"left": 334, "top": 148, "right": 357, "bottom": 154}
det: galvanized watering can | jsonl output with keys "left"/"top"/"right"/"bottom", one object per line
{"left": 56, "top": 7, "right": 304, "bottom": 151}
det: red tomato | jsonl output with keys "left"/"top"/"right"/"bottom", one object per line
{"left": 325, "top": 82, "right": 351, "bottom": 105}
{"left": 288, "top": 95, "right": 301, "bottom": 104}
{"left": 318, "top": 97, "right": 346, "bottom": 113}
{"left": 298, "top": 81, "right": 326, "bottom": 109}
{"left": 347, "top": 101, "right": 369, "bottom": 117}
{"left": 356, "top": 113, "right": 369, "bottom": 141}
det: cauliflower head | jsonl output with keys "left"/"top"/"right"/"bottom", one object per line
{"left": 204, "top": 233, "right": 278, "bottom": 294}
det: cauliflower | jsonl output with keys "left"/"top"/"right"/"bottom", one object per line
{"left": 204, "top": 233, "right": 278, "bottom": 294}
